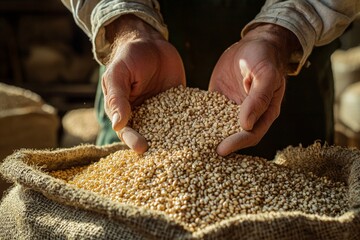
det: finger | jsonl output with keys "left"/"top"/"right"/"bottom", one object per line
{"left": 102, "top": 64, "right": 132, "bottom": 131}
{"left": 105, "top": 96, "right": 131, "bottom": 131}
{"left": 216, "top": 122, "right": 268, "bottom": 157}
{"left": 117, "top": 126, "right": 149, "bottom": 154}
{"left": 217, "top": 131, "right": 253, "bottom": 157}
{"left": 239, "top": 93, "right": 269, "bottom": 131}
{"left": 239, "top": 73, "right": 276, "bottom": 131}
{"left": 217, "top": 98, "right": 282, "bottom": 156}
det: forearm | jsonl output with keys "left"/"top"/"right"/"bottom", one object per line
{"left": 61, "top": 0, "right": 167, "bottom": 64}
{"left": 242, "top": 0, "right": 360, "bottom": 75}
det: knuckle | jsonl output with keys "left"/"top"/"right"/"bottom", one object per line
{"left": 256, "top": 92, "right": 271, "bottom": 108}
{"left": 269, "top": 104, "right": 281, "bottom": 120}
{"left": 273, "top": 108, "right": 281, "bottom": 119}
{"left": 105, "top": 93, "right": 118, "bottom": 112}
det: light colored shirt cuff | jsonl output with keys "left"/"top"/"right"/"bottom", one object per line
{"left": 242, "top": 1, "right": 358, "bottom": 76}
{"left": 91, "top": 0, "right": 168, "bottom": 64}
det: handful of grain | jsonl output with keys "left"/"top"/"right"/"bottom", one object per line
{"left": 130, "top": 86, "right": 243, "bottom": 153}
{"left": 51, "top": 86, "right": 348, "bottom": 232}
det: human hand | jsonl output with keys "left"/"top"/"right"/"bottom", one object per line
{"left": 209, "top": 24, "right": 300, "bottom": 156}
{"left": 102, "top": 15, "right": 186, "bottom": 153}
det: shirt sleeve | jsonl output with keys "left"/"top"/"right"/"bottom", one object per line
{"left": 241, "top": 0, "right": 360, "bottom": 75}
{"left": 61, "top": 0, "right": 167, "bottom": 64}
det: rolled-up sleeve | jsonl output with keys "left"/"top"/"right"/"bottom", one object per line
{"left": 61, "top": 0, "right": 167, "bottom": 64}
{"left": 242, "top": 0, "right": 360, "bottom": 75}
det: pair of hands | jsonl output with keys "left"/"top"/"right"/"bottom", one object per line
{"left": 102, "top": 15, "right": 300, "bottom": 156}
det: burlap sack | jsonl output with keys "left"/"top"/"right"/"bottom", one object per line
{"left": 0, "top": 142, "right": 359, "bottom": 239}
{"left": 60, "top": 108, "right": 100, "bottom": 147}
{"left": 0, "top": 82, "right": 59, "bottom": 198}
{"left": 0, "top": 83, "right": 59, "bottom": 159}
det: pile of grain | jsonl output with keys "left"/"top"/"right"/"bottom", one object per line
{"left": 50, "top": 86, "right": 348, "bottom": 232}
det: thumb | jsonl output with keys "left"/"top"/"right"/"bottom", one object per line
{"left": 101, "top": 66, "right": 149, "bottom": 154}
{"left": 107, "top": 95, "right": 131, "bottom": 131}
{"left": 239, "top": 75, "right": 273, "bottom": 131}
{"left": 101, "top": 66, "right": 132, "bottom": 131}
{"left": 117, "top": 126, "right": 149, "bottom": 154}
{"left": 105, "top": 93, "right": 149, "bottom": 154}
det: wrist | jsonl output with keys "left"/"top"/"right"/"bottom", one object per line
{"left": 243, "top": 24, "right": 302, "bottom": 74}
{"left": 104, "top": 14, "right": 164, "bottom": 64}
{"left": 105, "top": 14, "right": 164, "bottom": 44}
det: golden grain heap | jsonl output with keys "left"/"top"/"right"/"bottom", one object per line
{"left": 51, "top": 86, "right": 348, "bottom": 232}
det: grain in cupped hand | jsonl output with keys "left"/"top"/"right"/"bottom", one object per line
{"left": 50, "top": 86, "right": 348, "bottom": 232}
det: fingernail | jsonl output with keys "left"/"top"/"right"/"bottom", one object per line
{"left": 111, "top": 112, "right": 120, "bottom": 129}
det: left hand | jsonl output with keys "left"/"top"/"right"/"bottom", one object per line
{"left": 102, "top": 15, "right": 186, "bottom": 153}
{"left": 209, "top": 24, "right": 300, "bottom": 156}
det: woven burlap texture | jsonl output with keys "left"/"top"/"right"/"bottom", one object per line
{"left": 0, "top": 142, "right": 359, "bottom": 240}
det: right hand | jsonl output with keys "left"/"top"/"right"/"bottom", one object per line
{"left": 209, "top": 24, "right": 301, "bottom": 156}
{"left": 102, "top": 15, "right": 186, "bottom": 153}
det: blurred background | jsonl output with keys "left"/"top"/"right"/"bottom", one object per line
{"left": 0, "top": 0, "right": 100, "bottom": 152}
{"left": 0, "top": 0, "right": 100, "bottom": 195}
{"left": 0, "top": 0, "right": 359, "bottom": 196}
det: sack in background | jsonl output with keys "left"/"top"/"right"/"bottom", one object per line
{"left": 60, "top": 108, "right": 99, "bottom": 148}
{"left": 0, "top": 82, "right": 59, "bottom": 197}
